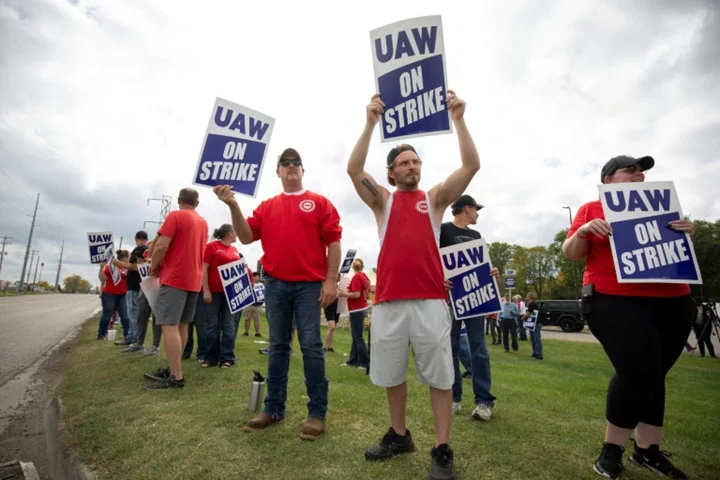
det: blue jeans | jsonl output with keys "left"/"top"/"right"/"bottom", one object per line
{"left": 125, "top": 289, "right": 139, "bottom": 343}
{"left": 530, "top": 322, "right": 543, "bottom": 358}
{"left": 263, "top": 275, "right": 328, "bottom": 419}
{"left": 347, "top": 310, "right": 369, "bottom": 368}
{"left": 98, "top": 293, "right": 130, "bottom": 339}
{"left": 450, "top": 315, "right": 496, "bottom": 407}
{"left": 517, "top": 317, "right": 527, "bottom": 340}
{"left": 205, "top": 293, "right": 237, "bottom": 364}
{"left": 458, "top": 335, "right": 472, "bottom": 373}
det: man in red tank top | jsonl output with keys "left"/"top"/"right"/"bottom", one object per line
{"left": 347, "top": 91, "right": 482, "bottom": 480}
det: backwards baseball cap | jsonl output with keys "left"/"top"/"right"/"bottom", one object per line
{"left": 600, "top": 155, "right": 654, "bottom": 184}
{"left": 277, "top": 148, "right": 302, "bottom": 167}
{"left": 451, "top": 194, "right": 484, "bottom": 212}
{"left": 387, "top": 144, "right": 417, "bottom": 166}
{"left": 135, "top": 230, "right": 148, "bottom": 240}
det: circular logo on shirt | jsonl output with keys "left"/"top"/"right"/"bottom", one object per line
{"left": 415, "top": 200, "right": 429, "bottom": 214}
{"left": 299, "top": 199, "right": 316, "bottom": 213}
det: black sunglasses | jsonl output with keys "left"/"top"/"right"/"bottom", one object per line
{"left": 278, "top": 158, "right": 302, "bottom": 167}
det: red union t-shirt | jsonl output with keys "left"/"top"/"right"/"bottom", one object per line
{"left": 157, "top": 209, "right": 209, "bottom": 292}
{"left": 347, "top": 271, "right": 371, "bottom": 312}
{"left": 203, "top": 241, "right": 242, "bottom": 293}
{"left": 246, "top": 190, "right": 342, "bottom": 282}
{"left": 568, "top": 200, "right": 690, "bottom": 298}
{"left": 102, "top": 266, "right": 127, "bottom": 295}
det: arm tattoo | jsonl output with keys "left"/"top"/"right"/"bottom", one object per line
{"left": 361, "top": 178, "right": 380, "bottom": 198}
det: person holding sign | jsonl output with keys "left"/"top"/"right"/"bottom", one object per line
{"left": 201, "top": 224, "right": 243, "bottom": 368}
{"left": 440, "top": 194, "right": 498, "bottom": 423}
{"left": 111, "top": 231, "right": 150, "bottom": 352}
{"left": 563, "top": 156, "right": 695, "bottom": 479}
{"left": 339, "top": 259, "right": 371, "bottom": 369}
{"left": 499, "top": 294, "right": 519, "bottom": 353}
{"left": 213, "top": 147, "right": 342, "bottom": 441}
{"left": 521, "top": 292, "right": 542, "bottom": 360}
{"left": 143, "top": 188, "right": 209, "bottom": 390}
{"left": 97, "top": 250, "right": 131, "bottom": 340}
{"left": 347, "top": 91, "right": 480, "bottom": 479}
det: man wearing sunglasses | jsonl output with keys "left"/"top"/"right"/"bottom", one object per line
{"left": 347, "top": 91, "right": 482, "bottom": 480}
{"left": 214, "top": 147, "right": 342, "bottom": 441}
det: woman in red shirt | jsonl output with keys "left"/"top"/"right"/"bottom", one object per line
{"left": 563, "top": 155, "right": 695, "bottom": 480}
{"left": 340, "top": 259, "right": 371, "bottom": 369}
{"left": 202, "top": 224, "right": 243, "bottom": 368}
{"left": 97, "top": 249, "right": 131, "bottom": 340}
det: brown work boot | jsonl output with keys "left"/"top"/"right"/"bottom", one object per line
{"left": 243, "top": 413, "right": 283, "bottom": 432}
{"left": 299, "top": 417, "right": 325, "bottom": 440}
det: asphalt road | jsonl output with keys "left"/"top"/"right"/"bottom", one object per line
{"left": 0, "top": 294, "right": 100, "bottom": 387}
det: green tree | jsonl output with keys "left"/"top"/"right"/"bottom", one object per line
{"left": 692, "top": 220, "right": 720, "bottom": 300}
{"left": 522, "top": 246, "right": 556, "bottom": 299}
{"left": 63, "top": 275, "right": 91, "bottom": 294}
{"left": 549, "top": 228, "right": 586, "bottom": 299}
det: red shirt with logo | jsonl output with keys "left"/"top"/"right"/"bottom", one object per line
{"left": 246, "top": 190, "right": 342, "bottom": 282}
{"left": 203, "top": 241, "right": 242, "bottom": 293}
{"left": 102, "top": 266, "right": 127, "bottom": 295}
{"left": 568, "top": 200, "right": 690, "bottom": 298}
{"left": 157, "top": 209, "right": 209, "bottom": 292}
{"left": 347, "top": 271, "right": 371, "bottom": 312}
{"left": 374, "top": 190, "right": 446, "bottom": 303}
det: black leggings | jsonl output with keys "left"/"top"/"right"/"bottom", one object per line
{"left": 585, "top": 292, "right": 694, "bottom": 429}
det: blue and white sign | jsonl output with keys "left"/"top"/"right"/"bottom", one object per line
{"left": 253, "top": 283, "right": 265, "bottom": 304}
{"left": 523, "top": 310, "right": 538, "bottom": 332}
{"left": 193, "top": 98, "right": 275, "bottom": 198}
{"left": 138, "top": 262, "right": 151, "bottom": 281}
{"left": 102, "top": 244, "right": 122, "bottom": 286}
{"left": 504, "top": 277, "right": 516, "bottom": 289}
{"left": 440, "top": 239, "right": 502, "bottom": 321}
{"left": 339, "top": 249, "right": 357, "bottom": 274}
{"left": 219, "top": 259, "right": 255, "bottom": 314}
{"left": 370, "top": 15, "right": 451, "bottom": 143}
{"left": 88, "top": 231, "right": 114, "bottom": 264}
{"left": 599, "top": 181, "right": 702, "bottom": 284}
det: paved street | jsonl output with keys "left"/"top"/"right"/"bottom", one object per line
{"left": 0, "top": 294, "right": 100, "bottom": 387}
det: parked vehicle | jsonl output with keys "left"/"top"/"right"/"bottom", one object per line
{"left": 535, "top": 299, "right": 585, "bottom": 332}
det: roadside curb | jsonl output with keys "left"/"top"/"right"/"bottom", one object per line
{"left": 44, "top": 397, "right": 96, "bottom": 480}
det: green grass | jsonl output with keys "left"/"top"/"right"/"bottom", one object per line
{"left": 60, "top": 318, "right": 720, "bottom": 480}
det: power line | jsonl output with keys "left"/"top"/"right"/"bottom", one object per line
{"left": 0, "top": 167, "right": 35, "bottom": 202}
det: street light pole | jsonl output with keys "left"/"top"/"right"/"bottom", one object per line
{"left": 563, "top": 206, "right": 580, "bottom": 299}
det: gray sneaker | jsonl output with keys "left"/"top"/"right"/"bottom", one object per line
{"left": 144, "top": 346, "right": 160, "bottom": 356}
{"left": 121, "top": 344, "right": 145, "bottom": 353}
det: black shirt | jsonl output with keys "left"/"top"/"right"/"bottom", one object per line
{"left": 527, "top": 301, "right": 540, "bottom": 324}
{"left": 440, "top": 222, "right": 481, "bottom": 248}
{"left": 126, "top": 244, "right": 149, "bottom": 291}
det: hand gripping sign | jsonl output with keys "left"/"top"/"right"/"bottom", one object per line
{"left": 253, "top": 283, "right": 265, "bottom": 303}
{"left": 339, "top": 249, "right": 357, "bottom": 274}
{"left": 219, "top": 259, "right": 256, "bottom": 314}
{"left": 88, "top": 231, "right": 114, "bottom": 264}
{"left": 102, "top": 244, "right": 122, "bottom": 286}
{"left": 370, "top": 15, "right": 451, "bottom": 142}
{"left": 193, "top": 98, "right": 275, "bottom": 198}
{"left": 138, "top": 263, "right": 160, "bottom": 312}
{"left": 440, "top": 238, "right": 502, "bottom": 321}
{"left": 599, "top": 181, "right": 702, "bottom": 284}
{"left": 523, "top": 310, "right": 538, "bottom": 332}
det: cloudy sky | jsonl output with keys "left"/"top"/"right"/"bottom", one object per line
{"left": 1, "top": 0, "right": 718, "bottom": 287}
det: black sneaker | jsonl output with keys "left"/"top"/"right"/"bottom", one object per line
{"left": 429, "top": 443, "right": 455, "bottom": 480}
{"left": 143, "top": 367, "right": 171, "bottom": 381}
{"left": 593, "top": 443, "right": 624, "bottom": 478}
{"left": 630, "top": 441, "right": 688, "bottom": 479}
{"left": 462, "top": 371, "right": 472, "bottom": 379}
{"left": 143, "top": 375, "right": 184, "bottom": 390}
{"left": 114, "top": 339, "right": 131, "bottom": 346}
{"left": 365, "top": 427, "right": 415, "bottom": 461}
{"left": 255, "top": 333, "right": 262, "bottom": 337}
{"left": 259, "top": 347, "right": 269, "bottom": 355}
{"left": 242, "top": 332, "right": 249, "bottom": 336}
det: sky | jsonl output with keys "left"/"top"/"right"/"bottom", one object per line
{"left": 0, "top": 0, "right": 718, "bottom": 287}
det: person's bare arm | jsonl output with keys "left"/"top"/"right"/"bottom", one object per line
{"left": 150, "top": 236, "right": 171, "bottom": 272}
{"left": 213, "top": 186, "right": 254, "bottom": 244}
{"left": 319, "top": 242, "right": 342, "bottom": 308}
{"left": 562, "top": 219, "right": 613, "bottom": 261}
{"left": 98, "top": 264, "right": 107, "bottom": 282}
{"left": 112, "top": 259, "right": 137, "bottom": 271}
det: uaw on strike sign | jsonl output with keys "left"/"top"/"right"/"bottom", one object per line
{"left": 193, "top": 98, "right": 275, "bottom": 198}
{"left": 599, "top": 181, "right": 702, "bottom": 284}
{"left": 370, "top": 15, "right": 451, "bottom": 143}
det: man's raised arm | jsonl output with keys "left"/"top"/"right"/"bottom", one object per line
{"left": 347, "top": 94, "right": 390, "bottom": 214}
{"left": 213, "top": 185, "right": 254, "bottom": 245}
{"left": 430, "top": 90, "right": 481, "bottom": 212}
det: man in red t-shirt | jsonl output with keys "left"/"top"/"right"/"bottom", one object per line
{"left": 214, "top": 147, "right": 342, "bottom": 440}
{"left": 143, "top": 188, "right": 208, "bottom": 390}
{"left": 346, "top": 92, "right": 481, "bottom": 479}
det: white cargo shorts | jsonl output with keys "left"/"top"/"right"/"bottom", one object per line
{"left": 370, "top": 299, "right": 453, "bottom": 390}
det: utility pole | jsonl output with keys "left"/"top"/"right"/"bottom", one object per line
{"left": 144, "top": 195, "right": 173, "bottom": 236}
{"left": 32, "top": 254, "right": 41, "bottom": 286}
{"left": 26, "top": 250, "right": 38, "bottom": 285}
{"left": 0, "top": 235, "right": 11, "bottom": 278}
{"left": 562, "top": 206, "right": 580, "bottom": 300}
{"left": 54, "top": 239, "right": 64, "bottom": 292}
{"left": 19, "top": 193, "right": 40, "bottom": 292}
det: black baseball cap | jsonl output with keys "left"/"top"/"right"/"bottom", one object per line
{"left": 600, "top": 155, "right": 654, "bottom": 184}
{"left": 451, "top": 194, "right": 484, "bottom": 212}
{"left": 387, "top": 144, "right": 417, "bottom": 166}
{"left": 277, "top": 148, "right": 302, "bottom": 167}
{"left": 135, "top": 230, "right": 148, "bottom": 240}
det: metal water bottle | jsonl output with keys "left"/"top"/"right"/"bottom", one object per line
{"left": 248, "top": 370, "right": 265, "bottom": 412}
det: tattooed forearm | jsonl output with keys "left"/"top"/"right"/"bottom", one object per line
{"left": 361, "top": 178, "right": 380, "bottom": 197}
